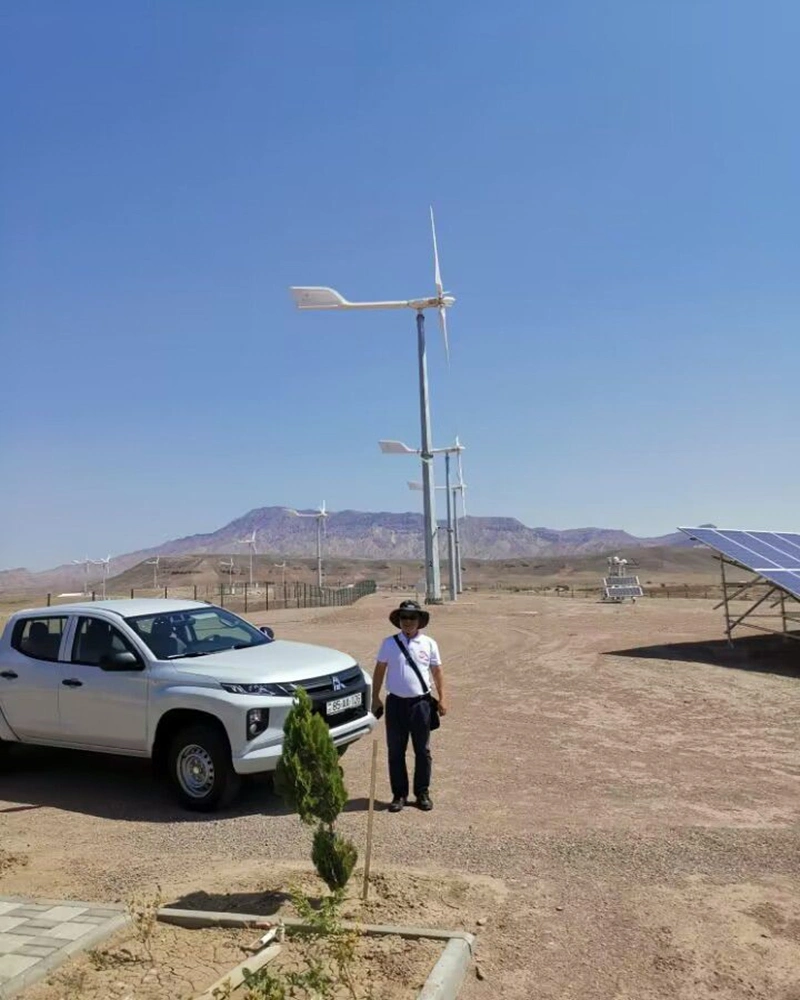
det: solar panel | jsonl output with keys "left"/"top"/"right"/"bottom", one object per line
{"left": 605, "top": 585, "right": 643, "bottom": 599}
{"left": 679, "top": 527, "right": 800, "bottom": 600}
{"left": 603, "top": 575, "right": 639, "bottom": 588}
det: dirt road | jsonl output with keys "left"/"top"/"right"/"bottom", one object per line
{"left": 1, "top": 593, "right": 798, "bottom": 998}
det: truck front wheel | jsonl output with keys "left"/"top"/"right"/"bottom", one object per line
{"left": 167, "top": 723, "right": 241, "bottom": 812}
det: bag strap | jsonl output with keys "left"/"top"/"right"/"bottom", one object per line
{"left": 393, "top": 634, "right": 431, "bottom": 696}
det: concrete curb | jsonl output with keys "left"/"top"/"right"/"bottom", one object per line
{"left": 157, "top": 907, "right": 476, "bottom": 999}
{"left": 0, "top": 912, "right": 129, "bottom": 1000}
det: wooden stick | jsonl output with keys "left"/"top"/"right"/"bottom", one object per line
{"left": 193, "top": 943, "right": 282, "bottom": 999}
{"left": 362, "top": 738, "right": 379, "bottom": 902}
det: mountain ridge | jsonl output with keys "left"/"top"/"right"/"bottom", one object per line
{"left": 0, "top": 506, "right": 690, "bottom": 591}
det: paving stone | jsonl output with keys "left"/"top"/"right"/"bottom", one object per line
{"left": 0, "top": 916, "right": 26, "bottom": 934}
{"left": 29, "top": 936, "right": 71, "bottom": 949}
{"left": 16, "top": 920, "right": 58, "bottom": 932}
{"left": 8, "top": 906, "right": 53, "bottom": 919}
{"left": 0, "top": 934, "right": 34, "bottom": 955}
{"left": 0, "top": 903, "right": 22, "bottom": 917}
{"left": 15, "top": 944, "right": 59, "bottom": 958}
{"left": 70, "top": 914, "right": 110, "bottom": 924}
{"left": 0, "top": 953, "right": 39, "bottom": 980}
{"left": 39, "top": 906, "right": 88, "bottom": 922}
{"left": 48, "top": 922, "right": 96, "bottom": 941}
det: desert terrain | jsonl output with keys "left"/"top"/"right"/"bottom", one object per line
{"left": 1, "top": 590, "right": 798, "bottom": 998}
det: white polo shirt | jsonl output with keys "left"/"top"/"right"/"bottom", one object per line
{"left": 376, "top": 632, "right": 441, "bottom": 698}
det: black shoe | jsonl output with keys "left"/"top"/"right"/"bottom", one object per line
{"left": 416, "top": 792, "right": 433, "bottom": 811}
{"left": 388, "top": 796, "right": 406, "bottom": 813}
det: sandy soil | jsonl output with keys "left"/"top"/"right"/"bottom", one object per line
{"left": 1, "top": 593, "right": 799, "bottom": 999}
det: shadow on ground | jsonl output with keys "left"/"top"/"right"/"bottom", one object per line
{"left": 0, "top": 746, "right": 292, "bottom": 822}
{"left": 607, "top": 631, "right": 800, "bottom": 679}
{"left": 166, "top": 887, "right": 297, "bottom": 916}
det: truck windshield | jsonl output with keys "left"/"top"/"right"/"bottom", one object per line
{"left": 126, "top": 606, "right": 271, "bottom": 659}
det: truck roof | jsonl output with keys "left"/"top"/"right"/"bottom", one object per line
{"left": 9, "top": 598, "right": 212, "bottom": 619}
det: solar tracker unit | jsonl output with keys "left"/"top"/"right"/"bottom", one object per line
{"left": 678, "top": 527, "right": 800, "bottom": 600}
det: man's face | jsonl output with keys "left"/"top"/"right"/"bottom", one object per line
{"left": 399, "top": 613, "right": 420, "bottom": 636}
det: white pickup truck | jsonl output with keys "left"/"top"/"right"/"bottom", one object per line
{"left": 0, "top": 599, "right": 375, "bottom": 810}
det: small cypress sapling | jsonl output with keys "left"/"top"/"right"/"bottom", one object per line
{"left": 275, "top": 686, "right": 358, "bottom": 892}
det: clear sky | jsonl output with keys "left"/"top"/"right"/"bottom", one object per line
{"left": 2, "top": 1, "right": 798, "bottom": 570}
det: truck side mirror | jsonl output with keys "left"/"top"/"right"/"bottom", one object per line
{"left": 258, "top": 626, "right": 275, "bottom": 641}
{"left": 99, "top": 650, "right": 144, "bottom": 671}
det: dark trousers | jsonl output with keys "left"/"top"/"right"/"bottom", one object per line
{"left": 385, "top": 693, "right": 432, "bottom": 799}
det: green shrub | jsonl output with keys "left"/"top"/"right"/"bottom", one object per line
{"left": 275, "top": 686, "right": 358, "bottom": 892}
{"left": 275, "top": 687, "right": 347, "bottom": 826}
{"left": 312, "top": 826, "right": 358, "bottom": 893}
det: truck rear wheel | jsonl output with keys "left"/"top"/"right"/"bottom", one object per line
{"left": 167, "top": 723, "right": 241, "bottom": 812}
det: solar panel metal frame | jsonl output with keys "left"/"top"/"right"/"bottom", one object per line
{"left": 603, "top": 584, "right": 644, "bottom": 600}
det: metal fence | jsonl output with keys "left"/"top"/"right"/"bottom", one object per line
{"left": 35, "top": 579, "right": 378, "bottom": 615}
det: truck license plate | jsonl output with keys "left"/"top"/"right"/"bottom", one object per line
{"left": 326, "top": 693, "right": 362, "bottom": 716}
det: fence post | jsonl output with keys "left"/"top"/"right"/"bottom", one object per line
{"left": 265, "top": 585, "right": 269, "bottom": 612}
{"left": 46, "top": 593, "right": 51, "bottom": 607}
{"left": 163, "top": 586, "right": 168, "bottom": 599}
{"left": 193, "top": 584, "right": 197, "bottom": 601}
{"left": 91, "top": 591, "right": 96, "bottom": 602}
{"left": 130, "top": 588, "right": 134, "bottom": 599}
{"left": 220, "top": 582, "right": 225, "bottom": 608}
{"left": 296, "top": 583, "right": 300, "bottom": 609}
{"left": 244, "top": 581, "right": 249, "bottom": 614}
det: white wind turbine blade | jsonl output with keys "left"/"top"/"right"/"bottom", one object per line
{"left": 430, "top": 206, "right": 442, "bottom": 297}
{"left": 430, "top": 206, "right": 450, "bottom": 366}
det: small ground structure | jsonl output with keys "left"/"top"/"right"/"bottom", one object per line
{"left": 602, "top": 556, "right": 644, "bottom": 603}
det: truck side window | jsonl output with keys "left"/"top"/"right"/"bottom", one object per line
{"left": 10, "top": 617, "right": 67, "bottom": 662}
{"left": 72, "top": 617, "right": 137, "bottom": 667}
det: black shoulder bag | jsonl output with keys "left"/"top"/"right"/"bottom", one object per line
{"left": 393, "top": 634, "right": 441, "bottom": 731}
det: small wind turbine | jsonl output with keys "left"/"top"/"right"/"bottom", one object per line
{"left": 93, "top": 555, "right": 111, "bottom": 600}
{"left": 291, "top": 207, "right": 455, "bottom": 603}
{"left": 219, "top": 557, "right": 235, "bottom": 593}
{"left": 73, "top": 556, "right": 93, "bottom": 596}
{"left": 237, "top": 529, "right": 258, "bottom": 589}
{"left": 145, "top": 555, "right": 160, "bottom": 590}
{"left": 285, "top": 502, "right": 328, "bottom": 588}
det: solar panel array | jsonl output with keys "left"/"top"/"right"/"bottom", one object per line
{"left": 679, "top": 527, "right": 800, "bottom": 601}
{"left": 603, "top": 575, "right": 639, "bottom": 588}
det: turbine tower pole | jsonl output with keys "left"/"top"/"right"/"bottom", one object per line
{"left": 445, "top": 451, "right": 456, "bottom": 601}
{"left": 316, "top": 516, "right": 323, "bottom": 589}
{"left": 417, "top": 310, "right": 441, "bottom": 603}
{"left": 453, "top": 485, "right": 463, "bottom": 594}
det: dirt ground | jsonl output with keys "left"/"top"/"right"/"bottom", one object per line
{"left": 1, "top": 592, "right": 799, "bottom": 999}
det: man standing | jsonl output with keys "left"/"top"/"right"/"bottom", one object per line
{"left": 371, "top": 600, "right": 447, "bottom": 813}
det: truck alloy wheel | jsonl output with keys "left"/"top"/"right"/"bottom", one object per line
{"left": 167, "top": 723, "right": 241, "bottom": 811}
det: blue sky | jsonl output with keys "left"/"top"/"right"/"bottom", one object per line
{"left": 2, "top": 1, "right": 798, "bottom": 570}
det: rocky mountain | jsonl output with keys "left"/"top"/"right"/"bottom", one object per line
{"left": 0, "top": 506, "right": 690, "bottom": 592}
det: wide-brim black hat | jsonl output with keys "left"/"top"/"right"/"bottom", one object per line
{"left": 389, "top": 599, "right": 430, "bottom": 629}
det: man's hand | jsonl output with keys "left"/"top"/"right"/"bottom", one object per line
{"left": 437, "top": 701, "right": 447, "bottom": 717}
{"left": 372, "top": 697, "right": 384, "bottom": 718}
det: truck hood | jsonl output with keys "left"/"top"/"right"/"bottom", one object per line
{"left": 165, "top": 639, "right": 358, "bottom": 684}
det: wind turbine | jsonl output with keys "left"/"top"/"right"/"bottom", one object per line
{"left": 395, "top": 437, "right": 464, "bottom": 601}
{"left": 237, "top": 529, "right": 258, "bottom": 589}
{"left": 219, "top": 558, "right": 235, "bottom": 593}
{"left": 409, "top": 441, "right": 467, "bottom": 594}
{"left": 290, "top": 207, "right": 454, "bottom": 603}
{"left": 73, "top": 556, "right": 93, "bottom": 596}
{"left": 285, "top": 502, "right": 328, "bottom": 588}
{"left": 273, "top": 560, "right": 288, "bottom": 589}
{"left": 145, "top": 555, "right": 160, "bottom": 590}
{"left": 93, "top": 555, "right": 111, "bottom": 600}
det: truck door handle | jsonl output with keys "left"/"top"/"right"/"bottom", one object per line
{"left": 0, "top": 670, "right": 18, "bottom": 680}
{"left": 62, "top": 678, "right": 83, "bottom": 688}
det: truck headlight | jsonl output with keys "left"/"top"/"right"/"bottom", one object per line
{"left": 246, "top": 708, "right": 270, "bottom": 739}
